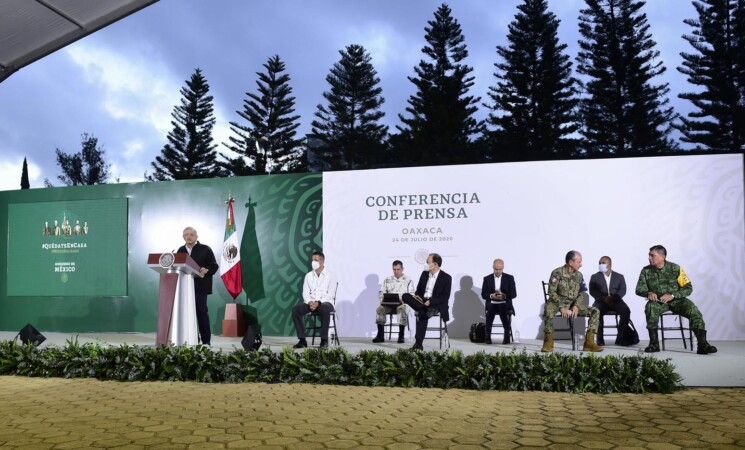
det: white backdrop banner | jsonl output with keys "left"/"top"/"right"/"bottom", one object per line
{"left": 323, "top": 154, "right": 744, "bottom": 340}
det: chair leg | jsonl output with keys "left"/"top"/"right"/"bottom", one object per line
{"left": 443, "top": 319, "right": 449, "bottom": 350}
{"left": 569, "top": 318, "right": 575, "bottom": 351}
{"left": 678, "top": 316, "right": 687, "bottom": 350}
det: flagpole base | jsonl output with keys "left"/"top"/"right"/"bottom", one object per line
{"left": 222, "top": 303, "right": 245, "bottom": 337}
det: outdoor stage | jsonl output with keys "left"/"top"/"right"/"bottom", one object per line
{"left": 1, "top": 331, "right": 742, "bottom": 388}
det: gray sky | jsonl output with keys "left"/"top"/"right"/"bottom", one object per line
{"left": 0, "top": 0, "right": 698, "bottom": 190}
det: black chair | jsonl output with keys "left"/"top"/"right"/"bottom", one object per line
{"left": 385, "top": 306, "right": 411, "bottom": 341}
{"left": 542, "top": 281, "right": 575, "bottom": 350}
{"left": 424, "top": 311, "right": 449, "bottom": 350}
{"left": 304, "top": 283, "right": 340, "bottom": 346}
{"left": 599, "top": 311, "right": 637, "bottom": 344}
{"left": 659, "top": 311, "right": 693, "bottom": 351}
{"left": 487, "top": 305, "right": 514, "bottom": 344}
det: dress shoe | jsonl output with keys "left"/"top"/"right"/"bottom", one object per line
{"left": 485, "top": 336, "right": 492, "bottom": 344}
{"left": 319, "top": 339, "right": 329, "bottom": 348}
{"left": 411, "top": 342, "right": 424, "bottom": 350}
{"left": 397, "top": 336, "right": 406, "bottom": 344}
{"left": 293, "top": 339, "right": 307, "bottom": 349}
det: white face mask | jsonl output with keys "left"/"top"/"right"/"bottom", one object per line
{"left": 311, "top": 260, "right": 321, "bottom": 270}
{"left": 598, "top": 263, "right": 608, "bottom": 273}
{"left": 423, "top": 263, "right": 432, "bottom": 272}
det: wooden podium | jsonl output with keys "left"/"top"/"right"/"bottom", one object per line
{"left": 147, "top": 252, "right": 201, "bottom": 346}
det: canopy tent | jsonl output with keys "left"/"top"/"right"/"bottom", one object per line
{"left": 0, "top": 0, "right": 159, "bottom": 83}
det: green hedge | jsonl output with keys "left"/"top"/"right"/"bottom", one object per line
{"left": 0, "top": 339, "right": 683, "bottom": 393}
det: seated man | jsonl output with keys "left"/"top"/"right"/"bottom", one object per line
{"left": 291, "top": 251, "right": 337, "bottom": 349}
{"left": 589, "top": 256, "right": 633, "bottom": 346}
{"left": 635, "top": 245, "right": 716, "bottom": 354}
{"left": 480, "top": 258, "right": 517, "bottom": 344}
{"left": 373, "top": 260, "right": 415, "bottom": 344}
{"left": 541, "top": 250, "right": 603, "bottom": 352}
{"left": 402, "top": 253, "right": 452, "bottom": 350}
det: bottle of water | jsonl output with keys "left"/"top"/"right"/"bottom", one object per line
{"left": 575, "top": 333, "right": 584, "bottom": 350}
{"left": 514, "top": 329, "right": 520, "bottom": 343}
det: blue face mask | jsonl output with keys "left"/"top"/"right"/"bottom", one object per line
{"left": 598, "top": 263, "right": 608, "bottom": 273}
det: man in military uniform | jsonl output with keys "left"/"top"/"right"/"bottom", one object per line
{"left": 541, "top": 251, "right": 603, "bottom": 352}
{"left": 372, "top": 260, "right": 415, "bottom": 344}
{"left": 635, "top": 245, "right": 717, "bottom": 354}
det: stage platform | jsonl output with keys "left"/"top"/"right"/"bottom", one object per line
{"left": 1, "top": 331, "right": 742, "bottom": 388}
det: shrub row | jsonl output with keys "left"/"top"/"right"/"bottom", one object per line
{"left": 0, "top": 339, "right": 683, "bottom": 394}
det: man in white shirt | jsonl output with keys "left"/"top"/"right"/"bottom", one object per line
{"left": 373, "top": 260, "right": 415, "bottom": 344}
{"left": 291, "top": 251, "right": 337, "bottom": 348}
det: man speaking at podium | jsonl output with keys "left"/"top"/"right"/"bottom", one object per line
{"left": 178, "top": 227, "right": 219, "bottom": 346}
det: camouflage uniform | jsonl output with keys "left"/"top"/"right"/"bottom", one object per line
{"left": 544, "top": 266, "right": 600, "bottom": 333}
{"left": 635, "top": 261, "right": 705, "bottom": 330}
{"left": 376, "top": 275, "right": 414, "bottom": 326}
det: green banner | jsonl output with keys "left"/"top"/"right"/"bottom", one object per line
{"left": 7, "top": 199, "right": 128, "bottom": 296}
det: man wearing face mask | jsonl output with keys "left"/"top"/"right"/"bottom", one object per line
{"left": 291, "top": 251, "right": 337, "bottom": 348}
{"left": 541, "top": 250, "right": 604, "bottom": 352}
{"left": 589, "top": 256, "right": 634, "bottom": 346}
{"left": 402, "top": 253, "right": 452, "bottom": 350}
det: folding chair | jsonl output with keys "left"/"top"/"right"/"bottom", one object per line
{"left": 542, "top": 281, "right": 575, "bottom": 350}
{"left": 304, "top": 282, "right": 340, "bottom": 346}
{"left": 659, "top": 311, "right": 693, "bottom": 351}
{"left": 385, "top": 306, "right": 411, "bottom": 341}
{"left": 424, "top": 311, "right": 449, "bottom": 350}
{"left": 487, "top": 305, "right": 514, "bottom": 343}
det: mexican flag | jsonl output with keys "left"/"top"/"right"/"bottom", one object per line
{"left": 220, "top": 196, "right": 242, "bottom": 300}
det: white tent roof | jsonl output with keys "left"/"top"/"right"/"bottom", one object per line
{"left": 0, "top": 0, "right": 159, "bottom": 82}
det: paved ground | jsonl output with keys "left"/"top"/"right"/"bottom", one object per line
{"left": 0, "top": 377, "right": 743, "bottom": 449}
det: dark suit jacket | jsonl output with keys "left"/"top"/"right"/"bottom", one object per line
{"left": 480, "top": 272, "right": 517, "bottom": 315}
{"left": 589, "top": 270, "right": 627, "bottom": 304}
{"left": 177, "top": 242, "right": 219, "bottom": 294}
{"left": 414, "top": 269, "right": 452, "bottom": 321}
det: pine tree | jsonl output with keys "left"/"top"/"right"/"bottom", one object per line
{"left": 394, "top": 3, "right": 482, "bottom": 166}
{"left": 311, "top": 44, "right": 388, "bottom": 170}
{"left": 677, "top": 0, "right": 745, "bottom": 152}
{"left": 222, "top": 55, "right": 305, "bottom": 175}
{"left": 21, "top": 157, "right": 30, "bottom": 189}
{"left": 54, "top": 133, "right": 110, "bottom": 185}
{"left": 577, "top": 0, "right": 678, "bottom": 156}
{"left": 149, "top": 68, "right": 222, "bottom": 180}
{"left": 485, "top": 0, "right": 579, "bottom": 162}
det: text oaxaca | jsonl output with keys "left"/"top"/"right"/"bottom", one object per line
{"left": 366, "top": 193, "right": 481, "bottom": 221}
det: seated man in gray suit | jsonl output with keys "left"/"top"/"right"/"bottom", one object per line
{"left": 589, "top": 255, "right": 633, "bottom": 346}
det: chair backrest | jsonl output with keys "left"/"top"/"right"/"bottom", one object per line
{"left": 541, "top": 281, "right": 550, "bottom": 303}
{"left": 332, "top": 282, "right": 339, "bottom": 305}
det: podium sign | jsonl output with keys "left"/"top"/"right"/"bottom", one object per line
{"left": 147, "top": 252, "right": 201, "bottom": 346}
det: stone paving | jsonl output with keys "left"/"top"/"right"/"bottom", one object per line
{"left": 0, "top": 376, "right": 743, "bottom": 449}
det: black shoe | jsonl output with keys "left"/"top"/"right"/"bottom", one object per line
{"left": 372, "top": 334, "right": 384, "bottom": 343}
{"left": 697, "top": 343, "right": 717, "bottom": 355}
{"left": 411, "top": 342, "right": 424, "bottom": 351}
{"left": 596, "top": 338, "right": 605, "bottom": 346}
{"left": 502, "top": 335, "right": 510, "bottom": 345}
{"left": 319, "top": 339, "right": 328, "bottom": 348}
{"left": 644, "top": 343, "right": 660, "bottom": 353}
{"left": 484, "top": 337, "right": 492, "bottom": 344}
{"left": 293, "top": 339, "right": 307, "bottom": 349}
{"left": 397, "top": 336, "right": 405, "bottom": 344}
